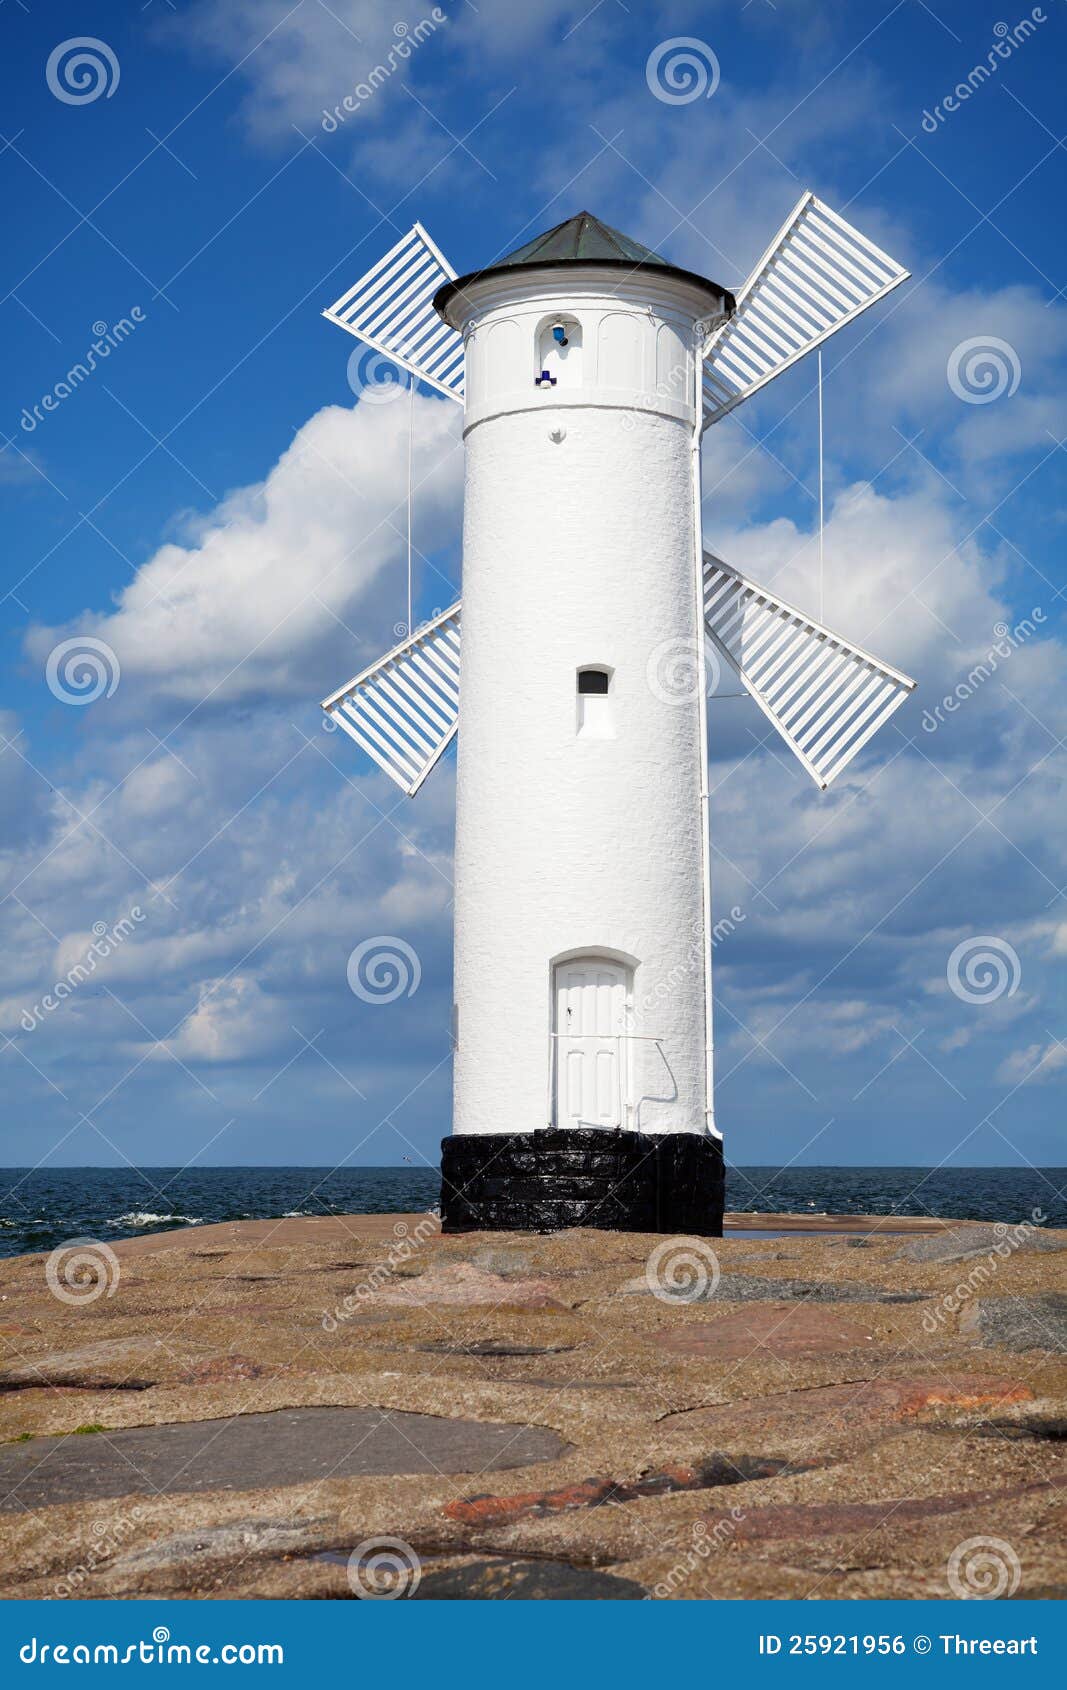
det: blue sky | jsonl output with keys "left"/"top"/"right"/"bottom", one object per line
{"left": 0, "top": 0, "right": 1064, "bottom": 1179}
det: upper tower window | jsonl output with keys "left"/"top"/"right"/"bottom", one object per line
{"left": 536, "top": 316, "right": 582, "bottom": 389}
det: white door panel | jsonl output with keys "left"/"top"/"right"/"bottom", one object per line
{"left": 554, "top": 959, "right": 631, "bottom": 1129}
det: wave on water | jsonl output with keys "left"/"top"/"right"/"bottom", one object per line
{"left": 106, "top": 1212, "right": 203, "bottom": 1228}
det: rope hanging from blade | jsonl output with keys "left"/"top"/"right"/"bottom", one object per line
{"left": 406, "top": 374, "right": 414, "bottom": 639}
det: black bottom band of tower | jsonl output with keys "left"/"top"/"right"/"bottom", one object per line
{"left": 440, "top": 1128, "right": 723, "bottom": 1236}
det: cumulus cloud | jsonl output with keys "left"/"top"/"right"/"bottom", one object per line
{"left": 736, "top": 480, "right": 974, "bottom": 656}
{"left": 25, "top": 396, "right": 462, "bottom": 709}
{"left": 704, "top": 475, "right": 1030, "bottom": 751}
{"left": 5, "top": 386, "right": 461, "bottom": 1151}
{"left": 698, "top": 454, "right": 1064, "bottom": 1136}
{"left": 160, "top": 975, "right": 290, "bottom": 1063}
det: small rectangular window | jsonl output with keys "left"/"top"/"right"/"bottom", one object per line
{"left": 578, "top": 668, "right": 609, "bottom": 695}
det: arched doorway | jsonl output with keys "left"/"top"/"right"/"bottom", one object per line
{"left": 552, "top": 955, "right": 633, "bottom": 1130}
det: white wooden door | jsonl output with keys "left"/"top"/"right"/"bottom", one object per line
{"left": 554, "top": 959, "right": 630, "bottom": 1129}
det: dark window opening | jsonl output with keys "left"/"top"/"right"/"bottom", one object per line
{"left": 577, "top": 668, "right": 610, "bottom": 695}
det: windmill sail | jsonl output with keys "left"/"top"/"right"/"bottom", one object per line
{"left": 322, "top": 603, "right": 462, "bottom": 796}
{"left": 323, "top": 224, "right": 465, "bottom": 404}
{"left": 703, "top": 552, "right": 914, "bottom": 789}
{"left": 702, "top": 193, "right": 908, "bottom": 427}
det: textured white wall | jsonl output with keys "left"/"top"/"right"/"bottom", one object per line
{"left": 450, "top": 270, "right": 715, "bottom": 1137}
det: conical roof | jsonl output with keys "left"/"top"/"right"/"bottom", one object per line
{"left": 495, "top": 212, "right": 671, "bottom": 270}
{"left": 433, "top": 210, "right": 732, "bottom": 326}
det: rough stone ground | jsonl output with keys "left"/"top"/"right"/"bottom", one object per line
{"left": 0, "top": 1212, "right": 1063, "bottom": 1600}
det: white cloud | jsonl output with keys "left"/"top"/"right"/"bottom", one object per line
{"left": 173, "top": 2, "right": 428, "bottom": 145}
{"left": 707, "top": 477, "right": 1009, "bottom": 690}
{"left": 996, "top": 1040, "right": 1067, "bottom": 1087}
{"left": 862, "top": 280, "right": 1067, "bottom": 474}
{"left": 173, "top": 0, "right": 580, "bottom": 146}
{"left": 25, "top": 396, "right": 462, "bottom": 708}
{"left": 160, "top": 975, "right": 289, "bottom": 1063}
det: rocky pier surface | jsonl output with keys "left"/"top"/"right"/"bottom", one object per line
{"left": 0, "top": 1212, "right": 1064, "bottom": 1600}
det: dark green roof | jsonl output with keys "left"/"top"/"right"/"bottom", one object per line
{"left": 433, "top": 210, "right": 733, "bottom": 326}
{"left": 496, "top": 212, "right": 670, "bottom": 270}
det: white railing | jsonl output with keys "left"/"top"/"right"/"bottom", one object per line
{"left": 547, "top": 1030, "right": 678, "bottom": 1132}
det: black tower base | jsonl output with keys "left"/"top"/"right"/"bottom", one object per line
{"left": 440, "top": 1127, "right": 723, "bottom": 1236}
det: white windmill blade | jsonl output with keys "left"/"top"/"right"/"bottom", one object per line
{"left": 702, "top": 193, "right": 909, "bottom": 427}
{"left": 322, "top": 602, "right": 462, "bottom": 796}
{"left": 703, "top": 552, "right": 914, "bottom": 790}
{"left": 323, "top": 223, "right": 465, "bottom": 404}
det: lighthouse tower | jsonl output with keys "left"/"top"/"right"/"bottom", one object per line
{"left": 320, "top": 199, "right": 914, "bottom": 1239}
{"left": 433, "top": 215, "right": 732, "bottom": 1234}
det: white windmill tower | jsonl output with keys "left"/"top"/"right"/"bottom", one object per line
{"left": 320, "top": 198, "right": 915, "bottom": 1236}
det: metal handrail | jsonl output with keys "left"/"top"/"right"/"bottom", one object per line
{"left": 548, "top": 1030, "right": 677, "bottom": 1131}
